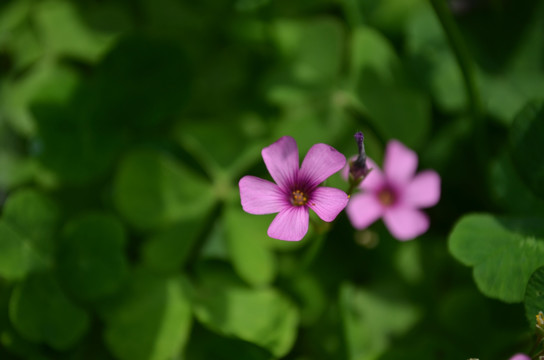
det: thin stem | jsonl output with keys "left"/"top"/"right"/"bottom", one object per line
{"left": 229, "top": 141, "right": 268, "bottom": 180}
{"left": 298, "top": 217, "right": 334, "bottom": 272}
{"left": 428, "top": 0, "right": 482, "bottom": 120}
{"left": 178, "top": 135, "right": 222, "bottom": 180}
{"left": 339, "top": 0, "right": 364, "bottom": 29}
{"left": 299, "top": 231, "right": 327, "bottom": 272}
{"left": 532, "top": 348, "right": 544, "bottom": 360}
{"left": 530, "top": 333, "right": 544, "bottom": 360}
{"left": 429, "top": 0, "right": 489, "bottom": 199}
{"left": 347, "top": 182, "right": 359, "bottom": 197}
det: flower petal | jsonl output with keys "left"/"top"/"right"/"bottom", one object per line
{"left": 267, "top": 206, "right": 309, "bottom": 241}
{"left": 359, "top": 158, "right": 385, "bottom": 191}
{"left": 383, "top": 207, "right": 429, "bottom": 241}
{"left": 346, "top": 192, "right": 384, "bottom": 229}
{"left": 307, "top": 187, "right": 349, "bottom": 222}
{"left": 509, "top": 354, "right": 531, "bottom": 360}
{"left": 299, "top": 143, "right": 346, "bottom": 188}
{"left": 404, "top": 170, "right": 441, "bottom": 208}
{"left": 384, "top": 140, "right": 418, "bottom": 185}
{"left": 239, "top": 176, "right": 288, "bottom": 214}
{"left": 262, "top": 136, "right": 299, "bottom": 190}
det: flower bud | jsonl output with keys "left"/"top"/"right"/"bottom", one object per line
{"left": 349, "top": 131, "right": 371, "bottom": 182}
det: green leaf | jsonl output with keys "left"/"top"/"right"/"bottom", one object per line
{"left": 193, "top": 262, "right": 299, "bottom": 357}
{"left": 394, "top": 241, "right": 423, "bottom": 284}
{"left": 0, "top": 189, "right": 59, "bottom": 280}
{"left": 142, "top": 218, "right": 204, "bottom": 274}
{"left": 33, "top": 102, "right": 123, "bottom": 186}
{"left": 138, "top": 0, "right": 186, "bottom": 36}
{"left": 489, "top": 151, "right": 544, "bottom": 216}
{"left": 0, "top": 1, "right": 39, "bottom": 73}
{"left": 509, "top": 100, "right": 544, "bottom": 200}
{"left": 0, "top": 151, "right": 35, "bottom": 189}
{"left": 437, "top": 288, "right": 495, "bottom": 346}
{"left": 224, "top": 204, "right": 276, "bottom": 287}
{"left": 33, "top": 0, "right": 116, "bottom": 61}
{"left": 405, "top": 4, "right": 466, "bottom": 112}
{"left": 0, "top": 328, "right": 53, "bottom": 360}
{"left": 351, "top": 26, "right": 430, "bottom": 147}
{"left": 524, "top": 266, "right": 544, "bottom": 329}
{"left": 272, "top": 103, "right": 353, "bottom": 156}
{"left": 80, "top": 36, "right": 192, "bottom": 130}
{"left": 479, "top": 71, "right": 544, "bottom": 124}
{"left": 0, "top": 223, "right": 35, "bottom": 281}
{"left": 3, "top": 189, "right": 59, "bottom": 240}
{"left": 449, "top": 214, "right": 544, "bottom": 302}
{"left": 0, "top": 1, "right": 31, "bottom": 35}
{"left": 287, "top": 272, "right": 327, "bottom": 326}
{"left": 57, "top": 213, "right": 129, "bottom": 301}
{"left": 340, "top": 283, "right": 420, "bottom": 360}
{"left": 9, "top": 272, "right": 90, "bottom": 350}
{"left": 358, "top": 0, "right": 424, "bottom": 33}
{"left": 472, "top": 3, "right": 544, "bottom": 124}
{"left": 113, "top": 149, "right": 215, "bottom": 230}
{"left": 32, "top": 36, "right": 192, "bottom": 185}
{"left": 271, "top": 18, "right": 345, "bottom": 84}
{"left": 1, "top": 63, "right": 79, "bottom": 137}
{"left": 235, "top": 0, "right": 270, "bottom": 11}
{"left": 103, "top": 270, "right": 192, "bottom": 360}
{"left": 199, "top": 219, "right": 230, "bottom": 260}
{"left": 455, "top": 0, "right": 542, "bottom": 72}
{"left": 174, "top": 117, "right": 267, "bottom": 178}
{"left": 185, "top": 325, "right": 274, "bottom": 360}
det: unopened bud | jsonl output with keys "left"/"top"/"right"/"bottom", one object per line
{"left": 349, "top": 131, "right": 371, "bottom": 181}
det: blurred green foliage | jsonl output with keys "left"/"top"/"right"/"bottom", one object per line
{"left": 1, "top": 0, "right": 544, "bottom": 359}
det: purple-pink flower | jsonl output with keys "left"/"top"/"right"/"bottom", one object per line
{"left": 509, "top": 354, "right": 530, "bottom": 360}
{"left": 239, "top": 136, "right": 348, "bottom": 241}
{"left": 346, "top": 140, "right": 440, "bottom": 241}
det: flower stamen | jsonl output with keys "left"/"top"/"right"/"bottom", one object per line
{"left": 536, "top": 311, "right": 544, "bottom": 330}
{"left": 378, "top": 189, "right": 395, "bottom": 206}
{"left": 291, "top": 190, "right": 308, "bottom": 206}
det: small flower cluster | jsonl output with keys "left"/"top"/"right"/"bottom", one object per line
{"left": 239, "top": 132, "right": 441, "bottom": 242}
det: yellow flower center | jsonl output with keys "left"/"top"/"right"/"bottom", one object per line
{"left": 290, "top": 190, "right": 308, "bottom": 206}
{"left": 378, "top": 189, "right": 395, "bottom": 206}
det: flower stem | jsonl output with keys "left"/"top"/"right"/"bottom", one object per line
{"left": 298, "top": 218, "right": 332, "bottom": 272}
{"left": 340, "top": 0, "right": 364, "bottom": 28}
{"left": 347, "top": 182, "right": 358, "bottom": 197}
{"left": 299, "top": 232, "right": 327, "bottom": 272}
{"left": 429, "top": 0, "right": 482, "bottom": 120}
{"left": 532, "top": 349, "right": 544, "bottom": 360}
{"left": 229, "top": 140, "right": 269, "bottom": 180}
{"left": 529, "top": 333, "right": 544, "bottom": 359}
{"left": 429, "top": 0, "right": 489, "bottom": 200}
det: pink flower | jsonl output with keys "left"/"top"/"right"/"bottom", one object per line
{"left": 239, "top": 136, "right": 349, "bottom": 241}
{"left": 346, "top": 140, "right": 440, "bottom": 241}
{"left": 509, "top": 354, "right": 530, "bottom": 360}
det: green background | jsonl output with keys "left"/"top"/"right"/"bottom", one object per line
{"left": 1, "top": 0, "right": 544, "bottom": 359}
